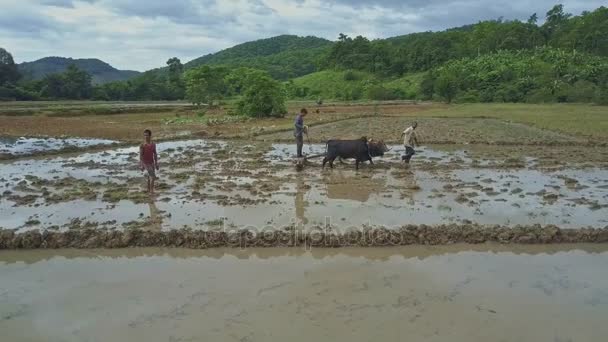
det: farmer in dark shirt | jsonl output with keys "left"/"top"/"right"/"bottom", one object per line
{"left": 294, "top": 108, "right": 308, "bottom": 158}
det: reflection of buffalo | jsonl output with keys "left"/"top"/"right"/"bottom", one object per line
{"left": 323, "top": 137, "right": 389, "bottom": 170}
{"left": 325, "top": 171, "right": 386, "bottom": 202}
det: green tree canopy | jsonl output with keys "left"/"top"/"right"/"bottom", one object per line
{"left": 237, "top": 73, "right": 287, "bottom": 118}
{"left": 184, "top": 65, "right": 228, "bottom": 106}
{"left": 0, "top": 47, "right": 20, "bottom": 86}
{"left": 37, "top": 64, "right": 93, "bottom": 99}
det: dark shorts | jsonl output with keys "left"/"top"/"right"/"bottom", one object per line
{"left": 402, "top": 146, "right": 415, "bottom": 162}
{"left": 143, "top": 163, "right": 156, "bottom": 179}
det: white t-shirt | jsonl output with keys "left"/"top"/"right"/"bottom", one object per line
{"left": 403, "top": 126, "right": 417, "bottom": 147}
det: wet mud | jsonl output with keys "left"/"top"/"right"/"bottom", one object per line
{"left": 2, "top": 102, "right": 608, "bottom": 248}
{"left": 0, "top": 136, "right": 120, "bottom": 160}
{"left": 1, "top": 138, "right": 607, "bottom": 235}
{"left": 1, "top": 224, "right": 608, "bottom": 249}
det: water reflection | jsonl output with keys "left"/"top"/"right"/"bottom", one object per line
{"left": 146, "top": 197, "right": 163, "bottom": 232}
{"left": 2, "top": 244, "right": 608, "bottom": 264}
{"left": 324, "top": 170, "right": 386, "bottom": 202}
{"left": 294, "top": 176, "right": 309, "bottom": 225}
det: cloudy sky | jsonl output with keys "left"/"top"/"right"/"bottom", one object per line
{"left": 0, "top": 0, "right": 604, "bottom": 71}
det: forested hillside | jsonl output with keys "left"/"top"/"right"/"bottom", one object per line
{"left": 298, "top": 5, "right": 608, "bottom": 103}
{"left": 185, "top": 35, "right": 332, "bottom": 79}
{"left": 1, "top": 4, "right": 606, "bottom": 104}
{"left": 321, "top": 5, "right": 608, "bottom": 76}
{"left": 18, "top": 57, "right": 140, "bottom": 84}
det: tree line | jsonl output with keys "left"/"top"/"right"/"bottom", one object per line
{"left": 322, "top": 5, "right": 608, "bottom": 76}
{"left": 1, "top": 4, "right": 606, "bottom": 108}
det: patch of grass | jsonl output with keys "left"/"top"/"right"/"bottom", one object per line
{"left": 0, "top": 101, "right": 196, "bottom": 117}
{"left": 384, "top": 72, "right": 426, "bottom": 99}
{"left": 290, "top": 71, "right": 427, "bottom": 101}
{"left": 205, "top": 218, "right": 225, "bottom": 226}
{"left": 291, "top": 70, "right": 376, "bottom": 100}
{"left": 420, "top": 103, "right": 608, "bottom": 140}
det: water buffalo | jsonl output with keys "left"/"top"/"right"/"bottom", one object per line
{"left": 337, "top": 138, "right": 390, "bottom": 164}
{"left": 368, "top": 139, "right": 390, "bottom": 157}
{"left": 323, "top": 137, "right": 379, "bottom": 170}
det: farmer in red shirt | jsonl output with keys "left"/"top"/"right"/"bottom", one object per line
{"left": 139, "top": 129, "right": 159, "bottom": 194}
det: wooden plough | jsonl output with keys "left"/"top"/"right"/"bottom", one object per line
{"left": 293, "top": 153, "right": 325, "bottom": 169}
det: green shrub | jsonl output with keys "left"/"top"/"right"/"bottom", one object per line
{"left": 558, "top": 80, "right": 597, "bottom": 103}
{"left": 366, "top": 85, "right": 401, "bottom": 100}
{"left": 494, "top": 85, "right": 524, "bottom": 103}
{"left": 0, "top": 86, "right": 39, "bottom": 101}
{"left": 428, "top": 48, "right": 608, "bottom": 104}
{"left": 594, "top": 87, "right": 608, "bottom": 105}
{"left": 343, "top": 70, "right": 358, "bottom": 81}
{"left": 237, "top": 74, "right": 287, "bottom": 118}
{"left": 454, "top": 90, "right": 480, "bottom": 103}
{"left": 525, "top": 87, "right": 555, "bottom": 103}
{"left": 479, "top": 88, "right": 496, "bottom": 103}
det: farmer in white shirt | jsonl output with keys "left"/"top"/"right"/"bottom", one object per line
{"left": 401, "top": 122, "right": 419, "bottom": 164}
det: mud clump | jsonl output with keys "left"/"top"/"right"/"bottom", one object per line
{"left": 1, "top": 224, "right": 608, "bottom": 249}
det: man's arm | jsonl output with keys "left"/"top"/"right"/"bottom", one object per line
{"left": 139, "top": 145, "right": 144, "bottom": 170}
{"left": 154, "top": 145, "right": 159, "bottom": 170}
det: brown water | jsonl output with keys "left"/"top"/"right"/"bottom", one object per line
{"left": 2, "top": 245, "right": 608, "bottom": 341}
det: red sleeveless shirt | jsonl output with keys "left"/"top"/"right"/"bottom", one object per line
{"left": 141, "top": 143, "right": 156, "bottom": 164}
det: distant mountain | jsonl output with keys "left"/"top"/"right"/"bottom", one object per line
{"left": 184, "top": 35, "right": 333, "bottom": 79}
{"left": 18, "top": 57, "right": 140, "bottom": 84}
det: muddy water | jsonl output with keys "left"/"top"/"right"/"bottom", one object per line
{"left": 1, "top": 140, "right": 607, "bottom": 231}
{"left": 0, "top": 136, "right": 116, "bottom": 156}
{"left": 1, "top": 245, "right": 608, "bottom": 341}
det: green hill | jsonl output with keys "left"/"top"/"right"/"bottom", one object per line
{"left": 426, "top": 47, "right": 608, "bottom": 104}
{"left": 185, "top": 35, "right": 332, "bottom": 80}
{"left": 289, "top": 70, "right": 376, "bottom": 100}
{"left": 323, "top": 6, "right": 608, "bottom": 77}
{"left": 289, "top": 70, "right": 428, "bottom": 101}
{"left": 384, "top": 73, "right": 426, "bottom": 99}
{"left": 18, "top": 57, "right": 140, "bottom": 84}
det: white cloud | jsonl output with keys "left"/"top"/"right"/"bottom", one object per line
{"left": 0, "top": 0, "right": 604, "bottom": 71}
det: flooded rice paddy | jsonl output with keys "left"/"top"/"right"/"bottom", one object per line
{"left": 0, "top": 138, "right": 607, "bottom": 234}
{"left": 1, "top": 111, "right": 607, "bottom": 342}
{"left": 1, "top": 245, "right": 608, "bottom": 341}
{"left": 0, "top": 136, "right": 116, "bottom": 157}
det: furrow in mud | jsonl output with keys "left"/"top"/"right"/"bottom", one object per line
{"left": 2, "top": 224, "right": 608, "bottom": 249}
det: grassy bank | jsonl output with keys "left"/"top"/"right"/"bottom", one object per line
{"left": 0, "top": 101, "right": 195, "bottom": 117}
{"left": 418, "top": 104, "right": 608, "bottom": 140}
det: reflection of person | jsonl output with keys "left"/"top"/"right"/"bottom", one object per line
{"left": 401, "top": 122, "right": 419, "bottom": 164}
{"left": 295, "top": 176, "right": 309, "bottom": 225}
{"left": 294, "top": 108, "right": 308, "bottom": 158}
{"left": 139, "top": 129, "right": 159, "bottom": 194}
{"left": 147, "top": 198, "right": 163, "bottom": 231}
